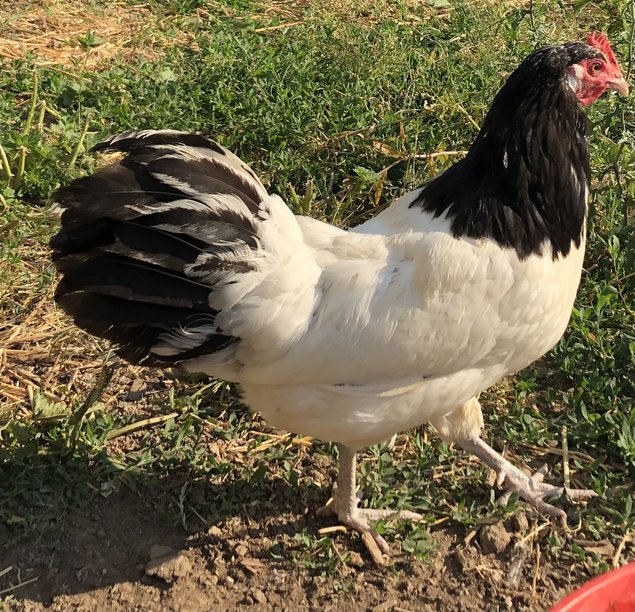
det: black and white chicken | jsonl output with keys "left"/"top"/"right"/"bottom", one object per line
{"left": 50, "top": 33, "right": 628, "bottom": 553}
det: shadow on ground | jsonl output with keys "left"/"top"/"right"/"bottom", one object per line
{"left": 0, "top": 449, "right": 322, "bottom": 610}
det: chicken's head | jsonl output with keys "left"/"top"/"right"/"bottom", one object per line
{"left": 568, "top": 32, "right": 629, "bottom": 105}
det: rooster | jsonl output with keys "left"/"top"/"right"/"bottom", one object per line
{"left": 50, "top": 33, "right": 628, "bottom": 553}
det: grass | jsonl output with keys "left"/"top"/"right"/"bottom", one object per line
{"left": 1, "top": 0, "right": 634, "bottom": 587}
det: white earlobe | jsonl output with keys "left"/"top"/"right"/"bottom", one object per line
{"left": 567, "top": 64, "right": 584, "bottom": 94}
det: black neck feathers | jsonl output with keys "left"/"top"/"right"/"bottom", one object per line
{"left": 411, "top": 43, "right": 602, "bottom": 259}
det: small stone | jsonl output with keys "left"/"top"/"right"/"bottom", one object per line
{"left": 251, "top": 590, "right": 267, "bottom": 604}
{"left": 213, "top": 560, "right": 227, "bottom": 579}
{"left": 234, "top": 544, "right": 248, "bottom": 557}
{"left": 452, "top": 547, "right": 471, "bottom": 573}
{"left": 479, "top": 522, "right": 512, "bottom": 554}
{"left": 511, "top": 511, "right": 529, "bottom": 533}
{"left": 145, "top": 551, "right": 192, "bottom": 582}
{"left": 125, "top": 378, "right": 147, "bottom": 400}
{"left": 209, "top": 575, "right": 219, "bottom": 585}
{"left": 272, "top": 569, "right": 287, "bottom": 587}
{"left": 208, "top": 526, "right": 222, "bottom": 537}
{"left": 239, "top": 557, "right": 266, "bottom": 575}
{"left": 348, "top": 551, "right": 365, "bottom": 568}
{"left": 225, "top": 575, "right": 235, "bottom": 586}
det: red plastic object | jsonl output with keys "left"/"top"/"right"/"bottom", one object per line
{"left": 550, "top": 562, "right": 635, "bottom": 612}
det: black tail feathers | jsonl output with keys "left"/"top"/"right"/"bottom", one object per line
{"left": 50, "top": 130, "right": 268, "bottom": 366}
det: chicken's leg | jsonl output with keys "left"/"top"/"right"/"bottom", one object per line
{"left": 318, "top": 444, "right": 423, "bottom": 554}
{"left": 457, "top": 437, "right": 596, "bottom": 522}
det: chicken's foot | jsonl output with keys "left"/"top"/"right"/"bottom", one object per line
{"left": 457, "top": 437, "right": 596, "bottom": 523}
{"left": 317, "top": 444, "right": 423, "bottom": 555}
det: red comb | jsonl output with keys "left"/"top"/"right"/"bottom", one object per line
{"left": 587, "top": 32, "right": 619, "bottom": 67}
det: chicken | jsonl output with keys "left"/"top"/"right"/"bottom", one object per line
{"left": 50, "top": 33, "right": 628, "bottom": 553}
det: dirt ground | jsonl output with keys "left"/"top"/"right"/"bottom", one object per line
{"left": 1, "top": 466, "right": 596, "bottom": 612}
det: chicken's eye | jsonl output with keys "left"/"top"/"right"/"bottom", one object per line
{"left": 588, "top": 61, "right": 603, "bottom": 75}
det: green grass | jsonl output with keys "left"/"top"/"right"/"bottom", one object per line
{"left": 1, "top": 0, "right": 634, "bottom": 579}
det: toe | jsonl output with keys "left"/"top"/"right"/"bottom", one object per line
{"left": 565, "top": 487, "right": 597, "bottom": 500}
{"left": 360, "top": 508, "right": 424, "bottom": 522}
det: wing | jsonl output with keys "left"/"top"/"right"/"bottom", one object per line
{"left": 234, "top": 218, "right": 514, "bottom": 386}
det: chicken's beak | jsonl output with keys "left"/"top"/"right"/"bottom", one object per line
{"left": 607, "top": 76, "right": 629, "bottom": 96}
